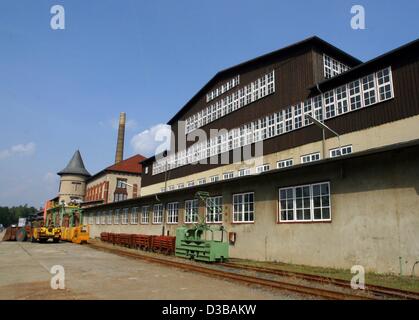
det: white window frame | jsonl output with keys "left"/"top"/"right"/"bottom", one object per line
{"left": 130, "top": 207, "right": 138, "bottom": 224}
{"left": 301, "top": 152, "right": 321, "bottom": 164}
{"left": 279, "top": 182, "right": 331, "bottom": 223}
{"left": 256, "top": 164, "right": 270, "bottom": 174}
{"left": 210, "top": 175, "right": 219, "bottom": 183}
{"left": 277, "top": 159, "right": 294, "bottom": 169}
{"left": 95, "top": 212, "right": 101, "bottom": 225}
{"left": 197, "top": 178, "right": 206, "bottom": 185}
{"left": 107, "top": 210, "right": 113, "bottom": 225}
{"left": 114, "top": 209, "right": 120, "bottom": 224}
{"left": 223, "top": 172, "right": 234, "bottom": 180}
{"left": 330, "top": 145, "right": 353, "bottom": 158}
{"left": 184, "top": 199, "right": 199, "bottom": 224}
{"left": 238, "top": 168, "right": 251, "bottom": 177}
{"left": 152, "top": 204, "right": 163, "bottom": 225}
{"left": 101, "top": 212, "right": 106, "bottom": 225}
{"left": 140, "top": 206, "right": 149, "bottom": 224}
{"left": 121, "top": 208, "right": 129, "bottom": 225}
{"left": 232, "top": 192, "right": 254, "bottom": 223}
{"left": 167, "top": 202, "right": 179, "bottom": 224}
{"left": 206, "top": 196, "right": 223, "bottom": 223}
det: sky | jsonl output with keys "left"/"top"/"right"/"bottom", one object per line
{"left": 0, "top": 0, "right": 418, "bottom": 208}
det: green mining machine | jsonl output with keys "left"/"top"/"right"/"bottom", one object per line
{"left": 175, "top": 192, "right": 229, "bottom": 262}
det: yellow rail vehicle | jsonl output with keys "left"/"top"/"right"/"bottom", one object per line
{"left": 32, "top": 226, "right": 61, "bottom": 243}
{"left": 43, "top": 203, "right": 89, "bottom": 244}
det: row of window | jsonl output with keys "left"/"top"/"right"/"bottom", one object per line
{"left": 153, "top": 67, "right": 393, "bottom": 176}
{"left": 323, "top": 54, "right": 350, "bottom": 79}
{"left": 206, "top": 76, "right": 240, "bottom": 103}
{"left": 184, "top": 71, "right": 275, "bottom": 135}
{"left": 161, "top": 146, "right": 353, "bottom": 192}
{"left": 87, "top": 182, "right": 331, "bottom": 225}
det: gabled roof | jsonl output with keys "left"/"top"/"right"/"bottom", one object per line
{"left": 167, "top": 36, "right": 362, "bottom": 125}
{"left": 106, "top": 154, "right": 146, "bottom": 174}
{"left": 58, "top": 150, "right": 91, "bottom": 177}
{"left": 87, "top": 154, "right": 146, "bottom": 182}
{"left": 310, "top": 37, "right": 419, "bottom": 93}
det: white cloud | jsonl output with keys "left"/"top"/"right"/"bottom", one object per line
{"left": 130, "top": 123, "right": 172, "bottom": 157}
{"left": 0, "top": 142, "right": 36, "bottom": 160}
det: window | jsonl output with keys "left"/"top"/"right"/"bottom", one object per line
{"left": 197, "top": 178, "right": 206, "bottom": 185}
{"left": 233, "top": 192, "right": 254, "bottom": 223}
{"left": 279, "top": 182, "right": 331, "bottom": 222}
{"left": 167, "top": 202, "right": 179, "bottom": 224}
{"left": 377, "top": 68, "right": 393, "bottom": 101}
{"left": 187, "top": 181, "right": 195, "bottom": 187}
{"left": 324, "top": 90, "right": 335, "bottom": 119}
{"left": 121, "top": 208, "right": 129, "bottom": 224}
{"left": 141, "top": 206, "right": 150, "bottom": 224}
{"left": 210, "top": 175, "right": 219, "bottom": 183}
{"left": 101, "top": 212, "right": 106, "bottom": 225}
{"left": 348, "top": 80, "right": 362, "bottom": 110}
{"left": 335, "top": 85, "right": 349, "bottom": 115}
{"left": 131, "top": 207, "right": 138, "bottom": 224}
{"left": 256, "top": 164, "right": 270, "bottom": 174}
{"left": 238, "top": 168, "right": 251, "bottom": 177}
{"left": 324, "top": 55, "right": 349, "bottom": 79}
{"left": 116, "top": 179, "right": 127, "bottom": 189}
{"left": 206, "top": 196, "right": 223, "bottom": 223}
{"left": 114, "top": 193, "right": 127, "bottom": 202}
{"left": 223, "top": 172, "right": 234, "bottom": 180}
{"left": 114, "top": 209, "right": 120, "bottom": 224}
{"left": 153, "top": 204, "right": 163, "bottom": 224}
{"left": 154, "top": 68, "right": 393, "bottom": 176}
{"left": 168, "top": 185, "right": 175, "bottom": 191}
{"left": 178, "top": 183, "right": 184, "bottom": 189}
{"left": 362, "top": 74, "right": 376, "bottom": 106}
{"left": 160, "top": 187, "right": 166, "bottom": 193}
{"left": 144, "top": 167, "right": 149, "bottom": 174}
{"left": 95, "top": 212, "right": 100, "bottom": 225}
{"left": 277, "top": 159, "right": 293, "bottom": 169}
{"left": 107, "top": 210, "right": 113, "bottom": 225}
{"left": 294, "top": 104, "right": 302, "bottom": 129}
{"left": 330, "top": 145, "right": 353, "bottom": 158}
{"left": 301, "top": 152, "right": 320, "bottom": 163}
{"left": 185, "top": 199, "right": 199, "bottom": 224}
{"left": 187, "top": 72, "right": 273, "bottom": 134}
{"left": 72, "top": 182, "right": 81, "bottom": 192}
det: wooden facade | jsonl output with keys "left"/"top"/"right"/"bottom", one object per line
{"left": 141, "top": 37, "right": 419, "bottom": 187}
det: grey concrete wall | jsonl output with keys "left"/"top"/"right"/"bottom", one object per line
{"left": 86, "top": 145, "right": 419, "bottom": 275}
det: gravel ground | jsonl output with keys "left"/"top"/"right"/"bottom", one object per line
{"left": 0, "top": 241, "right": 306, "bottom": 300}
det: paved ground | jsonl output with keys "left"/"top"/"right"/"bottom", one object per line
{"left": 0, "top": 241, "right": 302, "bottom": 300}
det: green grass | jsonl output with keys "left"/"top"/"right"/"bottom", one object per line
{"left": 229, "top": 259, "right": 419, "bottom": 293}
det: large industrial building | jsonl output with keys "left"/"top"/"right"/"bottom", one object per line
{"left": 82, "top": 36, "right": 419, "bottom": 275}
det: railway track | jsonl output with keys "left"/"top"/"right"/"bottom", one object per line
{"left": 88, "top": 242, "right": 371, "bottom": 300}
{"left": 220, "top": 262, "right": 419, "bottom": 300}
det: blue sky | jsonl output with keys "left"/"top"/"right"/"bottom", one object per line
{"left": 0, "top": 0, "right": 418, "bottom": 208}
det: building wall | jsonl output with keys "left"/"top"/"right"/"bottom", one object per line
{"left": 141, "top": 114, "right": 419, "bottom": 196}
{"left": 84, "top": 144, "right": 419, "bottom": 274}
{"left": 142, "top": 46, "right": 419, "bottom": 187}
{"left": 58, "top": 174, "right": 87, "bottom": 204}
{"left": 86, "top": 172, "right": 140, "bottom": 203}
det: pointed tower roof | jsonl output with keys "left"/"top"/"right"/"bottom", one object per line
{"left": 57, "top": 150, "right": 91, "bottom": 177}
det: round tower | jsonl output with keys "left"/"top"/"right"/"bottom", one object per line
{"left": 57, "top": 150, "right": 91, "bottom": 205}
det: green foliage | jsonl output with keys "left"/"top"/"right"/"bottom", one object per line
{"left": 0, "top": 205, "right": 38, "bottom": 227}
